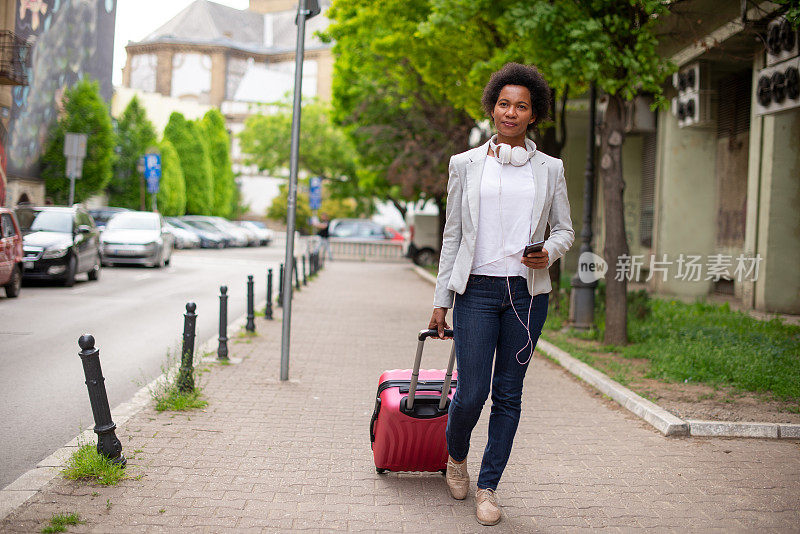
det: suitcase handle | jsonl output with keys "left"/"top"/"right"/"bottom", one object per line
{"left": 408, "top": 329, "right": 456, "bottom": 412}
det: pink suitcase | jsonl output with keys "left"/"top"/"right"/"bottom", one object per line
{"left": 370, "top": 329, "right": 457, "bottom": 474}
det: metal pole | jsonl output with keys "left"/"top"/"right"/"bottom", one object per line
{"left": 570, "top": 83, "right": 598, "bottom": 329}
{"left": 68, "top": 175, "right": 75, "bottom": 206}
{"left": 246, "top": 275, "right": 255, "bottom": 332}
{"left": 294, "top": 256, "right": 300, "bottom": 291}
{"left": 278, "top": 263, "right": 284, "bottom": 308}
{"left": 218, "top": 286, "right": 229, "bottom": 360}
{"left": 265, "top": 268, "right": 274, "bottom": 320}
{"left": 77, "top": 334, "right": 126, "bottom": 466}
{"left": 302, "top": 255, "right": 307, "bottom": 286}
{"left": 280, "top": 0, "right": 309, "bottom": 381}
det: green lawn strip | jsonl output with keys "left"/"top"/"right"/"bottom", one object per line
{"left": 62, "top": 445, "right": 127, "bottom": 486}
{"left": 542, "top": 291, "right": 800, "bottom": 401}
{"left": 41, "top": 512, "right": 82, "bottom": 533}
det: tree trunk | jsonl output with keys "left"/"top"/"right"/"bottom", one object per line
{"left": 598, "top": 94, "right": 628, "bottom": 345}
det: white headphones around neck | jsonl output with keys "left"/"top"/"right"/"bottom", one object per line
{"left": 489, "top": 135, "right": 536, "bottom": 167}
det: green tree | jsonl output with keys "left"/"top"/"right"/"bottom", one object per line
{"left": 108, "top": 96, "right": 157, "bottom": 209}
{"left": 156, "top": 140, "right": 186, "bottom": 216}
{"left": 41, "top": 78, "right": 115, "bottom": 204}
{"left": 163, "top": 113, "right": 214, "bottom": 215}
{"left": 322, "top": 0, "right": 475, "bottom": 237}
{"left": 266, "top": 180, "right": 359, "bottom": 234}
{"left": 512, "top": 0, "right": 674, "bottom": 344}
{"left": 201, "top": 109, "right": 236, "bottom": 218}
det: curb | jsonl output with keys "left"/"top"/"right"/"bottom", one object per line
{"left": 0, "top": 300, "right": 266, "bottom": 522}
{"left": 412, "top": 264, "right": 800, "bottom": 440}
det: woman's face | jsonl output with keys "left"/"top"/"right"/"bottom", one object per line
{"left": 492, "top": 85, "right": 535, "bottom": 142}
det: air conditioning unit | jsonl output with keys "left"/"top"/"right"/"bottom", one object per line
{"left": 672, "top": 91, "right": 716, "bottom": 128}
{"left": 672, "top": 62, "right": 712, "bottom": 93}
{"left": 755, "top": 56, "right": 800, "bottom": 115}
{"left": 766, "top": 17, "right": 799, "bottom": 67}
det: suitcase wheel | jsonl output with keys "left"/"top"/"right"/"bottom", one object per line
{"left": 376, "top": 468, "right": 387, "bottom": 474}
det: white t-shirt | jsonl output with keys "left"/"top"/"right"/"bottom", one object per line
{"left": 471, "top": 155, "right": 536, "bottom": 277}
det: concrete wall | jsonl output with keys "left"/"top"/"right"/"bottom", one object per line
{"left": 111, "top": 87, "right": 212, "bottom": 134}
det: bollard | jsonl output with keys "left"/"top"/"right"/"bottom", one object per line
{"left": 78, "top": 335, "right": 126, "bottom": 467}
{"left": 246, "top": 275, "right": 255, "bottom": 332}
{"left": 302, "top": 255, "right": 307, "bottom": 286}
{"left": 310, "top": 252, "right": 315, "bottom": 277}
{"left": 177, "top": 302, "right": 197, "bottom": 393}
{"left": 294, "top": 256, "right": 300, "bottom": 291}
{"left": 278, "top": 263, "right": 284, "bottom": 308}
{"left": 265, "top": 268, "right": 274, "bottom": 320}
{"left": 313, "top": 251, "right": 319, "bottom": 276}
{"left": 218, "top": 286, "right": 229, "bottom": 360}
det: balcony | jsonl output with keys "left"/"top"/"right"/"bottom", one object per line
{"left": 0, "top": 31, "right": 30, "bottom": 86}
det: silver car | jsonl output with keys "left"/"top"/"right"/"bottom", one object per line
{"left": 100, "top": 212, "right": 174, "bottom": 268}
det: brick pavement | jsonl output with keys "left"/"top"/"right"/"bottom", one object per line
{"left": 2, "top": 261, "right": 799, "bottom": 533}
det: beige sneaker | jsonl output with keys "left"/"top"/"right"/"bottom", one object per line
{"left": 445, "top": 456, "right": 469, "bottom": 500}
{"left": 475, "top": 488, "right": 501, "bottom": 526}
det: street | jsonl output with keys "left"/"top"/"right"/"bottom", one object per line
{"left": 0, "top": 242, "right": 288, "bottom": 488}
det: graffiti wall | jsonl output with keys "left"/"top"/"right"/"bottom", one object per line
{"left": 7, "top": 0, "right": 116, "bottom": 179}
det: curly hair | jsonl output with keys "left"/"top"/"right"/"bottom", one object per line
{"left": 481, "top": 63, "right": 552, "bottom": 131}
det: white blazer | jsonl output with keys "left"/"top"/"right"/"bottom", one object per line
{"left": 433, "top": 138, "right": 575, "bottom": 309}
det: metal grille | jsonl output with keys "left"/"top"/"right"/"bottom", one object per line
{"left": 329, "top": 239, "right": 406, "bottom": 262}
{"left": 639, "top": 132, "right": 656, "bottom": 248}
{"left": 0, "top": 31, "right": 30, "bottom": 86}
{"left": 717, "top": 71, "right": 751, "bottom": 139}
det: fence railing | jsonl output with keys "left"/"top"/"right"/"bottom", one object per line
{"left": 327, "top": 238, "right": 406, "bottom": 262}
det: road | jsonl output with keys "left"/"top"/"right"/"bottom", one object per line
{"left": 0, "top": 242, "right": 293, "bottom": 488}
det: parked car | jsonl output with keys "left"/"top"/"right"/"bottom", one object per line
{"left": 0, "top": 208, "right": 23, "bottom": 297}
{"left": 167, "top": 217, "right": 225, "bottom": 249}
{"left": 328, "top": 218, "right": 395, "bottom": 240}
{"left": 181, "top": 216, "right": 248, "bottom": 247}
{"left": 207, "top": 216, "right": 254, "bottom": 247}
{"left": 164, "top": 220, "right": 200, "bottom": 249}
{"left": 404, "top": 212, "right": 439, "bottom": 266}
{"left": 15, "top": 206, "right": 102, "bottom": 286}
{"left": 88, "top": 207, "right": 130, "bottom": 230}
{"left": 235, "top": 220, "right": 273, "bottom": 246}
{"left": 100, "top": 211, "right": 174, "bottom": 268}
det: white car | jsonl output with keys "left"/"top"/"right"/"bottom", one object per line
{"left": 165, "top": 220, "right": 200, "bottom": 249}
{"left": 236, "top": 220, "right": 273, "bottom": 246}
{"left": 100, "top": 212, "right": 175, "bottom": 268}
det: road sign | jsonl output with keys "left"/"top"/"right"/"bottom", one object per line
{"left": 309, "top": 176, "right": 322, "bottom": 210}
{"left": 144, "top": 153, "right": 161, "bottom": 194}
{"left": 63, "top": 133, "right": 87, "bottom": 158}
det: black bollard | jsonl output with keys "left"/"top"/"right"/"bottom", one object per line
{"left": 265, "top": 268, "right": 274, "bottom": 320}
{"left": 177, "top": 302, "right": 197, "bottom": 393}
{"left": 246, "top": 275, "right": 255, "bottom": 332}
{"left": 218, "top": 286, "right": 229, "bottom": 360}
{"left": 277, "top": 263, "right": 284, "bottom": 308}
{"left": 313, "top": 251, "right": 318, "bottom": 276}
{"left": 78, "top": 335, "right": 126, "bottom": 467}
{"left": 294, "top": 256, "right": 300, "bottom": 291}
{"left": 302, "top": 255, "right": 308, "bottom": 286}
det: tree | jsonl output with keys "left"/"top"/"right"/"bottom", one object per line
{"left": 108, "top": 96, "right": 157, "bottom": 209}
{"left": 238, "top": 100, "right": 373, "bottom": 215}
{"left": 156, "top": 140, "right": 186, "bottom": 216}
{"left": 163, "top": 113, "right": 214, "bottom": 215}
{"left": 201, "top": 109, "right": 236, "bottom": 218}
{"left": 322, "top": 0, "right": 476, "bottom": 238}
{"left": 41, "top": 78, "right": 115, "bottom": 204}
{"left": 266, "top": 179, "right": 360, "bottom": 234}
{"left": 512, "top": 0, "right": 674, "bottom": 344}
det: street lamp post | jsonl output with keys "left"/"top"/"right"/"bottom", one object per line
{"left": 280, "top": 0, "right": 320, "bottom": 381}
{"left": 570, "top": 83, "right": 598, "bottom": 329}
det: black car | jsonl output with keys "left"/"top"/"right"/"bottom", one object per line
{"left": 88, "top": 207, "right": 130, "bottom": 230}
{"left": 15, "top": 206, "right": 102, "bottom": 287}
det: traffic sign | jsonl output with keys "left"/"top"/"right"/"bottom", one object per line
{"left": 144, "top": 153, "right": 161, "bottom": 194}
{"left": 309, "top": 176, "right": 322, "bottom": 210}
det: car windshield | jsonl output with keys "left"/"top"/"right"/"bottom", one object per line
{"left": 19, "top": 210, "right": 73, "bottom": 234}
{"left": 248, "top": 221, "right": 266, "bottom": 229}
{"left": 184, "top": 220, "right": 217, "bottom": 232}
{"left": 106, "top": 214, "right": 158, "bottom": 231}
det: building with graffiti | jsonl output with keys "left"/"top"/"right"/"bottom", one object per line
{"left": 3, "top": 0, "right": 116, "bottom": 207}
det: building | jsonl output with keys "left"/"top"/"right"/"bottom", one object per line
{"left": 0, "top": 0, "right": 28, "bottom": 206}
{"left": 3, "top": 0, "right": 116, "bottom": 207}
{"left": 563, "top": 1, "right": 799, "bottom": 315}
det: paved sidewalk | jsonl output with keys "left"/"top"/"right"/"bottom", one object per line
{"left": 2, "top": 262, "right": 799, "bottom": 533}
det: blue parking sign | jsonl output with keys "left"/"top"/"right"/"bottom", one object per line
{"left": 309, "top": 176, "right": 322, "bottom": 210}
{"left": 144, "top": 153, "right": 161, "bottom": 194}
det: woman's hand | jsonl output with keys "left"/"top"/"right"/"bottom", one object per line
{"left": 429, "top": 307, "right": 451, "bottom": 339}
{"left": 521, "top": 248, "right": 549, "bottom": 269}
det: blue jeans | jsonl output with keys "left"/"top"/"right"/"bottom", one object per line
{"left": 446, "top": 274, "right": 549, "bottom": 491}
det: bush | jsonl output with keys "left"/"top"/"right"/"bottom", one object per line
{"left": 163, "top": 113, "right": 214, "bottom": 215}
{"left": 156, "top": 140, "right": 186, "bottom": 216}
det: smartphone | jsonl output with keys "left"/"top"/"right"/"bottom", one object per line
{"left": 523, "top": 240, "right": 545, "bottom": 257}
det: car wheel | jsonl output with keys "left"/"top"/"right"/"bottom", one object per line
{"left": 87, "top": 255, "right": 101, "bottom": 281}
{"left": 63, "top": 255, "right": 77, "bottom": 287}
{"left": 413, "top": 248, "right": 437, "bottom": 267}
{"left": 4, "top": 265, "right": 21, "bottom": 298}
{"left": 164, "top": 252, "right": 171, "bottom": 266}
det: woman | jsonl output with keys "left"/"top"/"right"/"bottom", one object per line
{"left": 429, "top": 63, "right": 573, "bottom": 526}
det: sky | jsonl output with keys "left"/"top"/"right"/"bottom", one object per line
{"left": 112, "top": 0, "right": 250, "bottom": 86}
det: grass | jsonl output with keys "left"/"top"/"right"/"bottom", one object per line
{"left": 148, "top": 349, "right": 208, "bottom": 412}
{"left": 41, "top": 512, "right": 82, "bottom": 533}
{"left": 62, "top": 445, "right": 127, "bottom": 486}
{"left": 543, "top": 279, "right": 800, "bottom": 400}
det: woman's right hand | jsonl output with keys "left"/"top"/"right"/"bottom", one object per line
{"left": 428, "top": 307, "right": 451, "bottom": 339}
